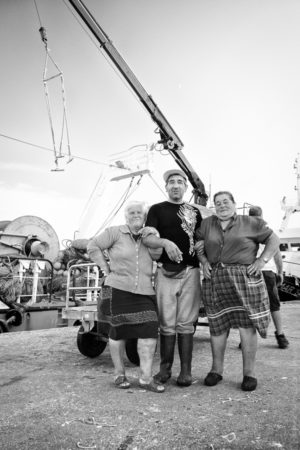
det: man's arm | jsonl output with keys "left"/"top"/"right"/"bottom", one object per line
{"left": 273, "top": 249, "right": 284, "bottom": 285}
{"left": 144, "top": 203, "right": 183, "bottom": 263}
{"left": 194, "top": 240, "right": 212, "bottom": 279}
{"left": 142, "top": 234, "right": 183, "bottom": 263}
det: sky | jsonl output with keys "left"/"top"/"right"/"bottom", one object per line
{"left": 1, "top": 0, "right": 300, "bottom": 247}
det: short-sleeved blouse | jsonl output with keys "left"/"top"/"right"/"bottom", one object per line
{"left": 196, "top": 214, "right": 273, "bottom": 265}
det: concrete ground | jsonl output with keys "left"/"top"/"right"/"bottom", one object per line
{"left": 0, "top": 301, "right": 299, "bottom": 450}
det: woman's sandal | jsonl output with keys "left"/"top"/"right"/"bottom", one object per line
{"left": 114, "top": 375, "right": 131, "bottom": 389}
{"left": 139, "top": 379, "right": 165, "bottom": 393}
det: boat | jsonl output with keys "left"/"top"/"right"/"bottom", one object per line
{"left": 278, "top": 154, "right": 300, "bottom": 300}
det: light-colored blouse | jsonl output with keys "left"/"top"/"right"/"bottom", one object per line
{"left": 87, "top": 225, "right": 155, "bottom": 295}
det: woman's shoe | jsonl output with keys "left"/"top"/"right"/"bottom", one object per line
{"left": 114, "top": 375, "right": 131, "bottom": 389}
{"left": 241, "top": 375, "right": 257, "bottom": 391}
{"left": 139, "top": 379, "right": 165, "bottom": 393}
{"left": 204, "top": 372, "right": 223, "bottom": 386}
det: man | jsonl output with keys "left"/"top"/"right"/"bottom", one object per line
{"left": 143, "top": 169, "right": 202, "bottom": 387}
{"left": 249, "top": 206, "right": 289, "bottom": 349}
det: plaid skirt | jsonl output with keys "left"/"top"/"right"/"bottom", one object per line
{"left": 98, "top": 286, "right": 159, "bottom": 340}
{"left": 202, "top": 264, "right": 270, "bottom": 338}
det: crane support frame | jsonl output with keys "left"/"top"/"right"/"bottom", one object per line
{"left": 68, "top": 0, "right": 207, "bottom": 204}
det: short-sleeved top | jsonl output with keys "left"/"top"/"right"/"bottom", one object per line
{"left": 145, "top": 201, "right": 202, "bottom": 267}
{"left": 196, "top": 214, "right": 273, "bottom": 265}
{"left": 87, "top": 225, "right": 155, "bottom": 295}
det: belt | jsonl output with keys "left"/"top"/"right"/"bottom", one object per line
{"left": 162, "top": 263, "right": 187, "bottom": 272}
{"left": 211, "top": 262, "right": 249, "bottom": 268}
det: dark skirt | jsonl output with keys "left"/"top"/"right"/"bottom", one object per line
{"left": 99, "top": 286, "right": 159, "bottom": 340}
{"left": 202, "top": 265, "right": 270, "bottom": 338}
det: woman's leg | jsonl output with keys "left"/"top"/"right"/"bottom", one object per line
{"left": 138, "top": 338, "right": 165, "bottom": 393}
{"left": 109, "top": 338, "right": 126, "bottom": 377}
{"left": 210, "top": 331, "right": 228, "bottom": 374}
{"left": 138, "top": 338, "right": 157, "bottom": 383}
{"left": 239, "top": 327, "right": 257, "bottom": 377}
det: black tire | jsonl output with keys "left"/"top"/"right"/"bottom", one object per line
{"left": 125, "top": 338, "right": 140, "bottom": 366}
{"left": 77, "top": 325, "right": 107, "bottom": 357}
{"left": 0, "top": 319, "right": 9, "bottom": 333}
{"left": 6, "top": 309, "right": 23, "bottom": 327}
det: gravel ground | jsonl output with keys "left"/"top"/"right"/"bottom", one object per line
{"left": 0, "top": 301, "right": 299, "bottom": 450}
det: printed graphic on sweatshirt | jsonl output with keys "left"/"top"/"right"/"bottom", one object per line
{"left": 177, "top": 203, "right": 197, "bottom": 255}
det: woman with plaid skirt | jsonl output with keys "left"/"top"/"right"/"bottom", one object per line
{"left": 195, "top": 191, "right": 280, "bottom": 391}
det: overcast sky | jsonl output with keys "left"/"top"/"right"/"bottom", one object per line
{"left": 1, "top": 0, "right": 300, "bottom": 244}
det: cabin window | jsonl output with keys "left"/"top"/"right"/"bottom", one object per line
{"left": 291, "top": 243, "right": 300, "bottom": 251}
{"left": 280, "top": 243, "right": 288, "bottom": 251}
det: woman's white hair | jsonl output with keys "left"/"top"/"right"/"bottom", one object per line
{"left": 124, "top": 200, "right": 148, "bottom": 217}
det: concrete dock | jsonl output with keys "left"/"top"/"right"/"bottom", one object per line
{"left": 0, "top": 300, "right": 299, "bottom": 450}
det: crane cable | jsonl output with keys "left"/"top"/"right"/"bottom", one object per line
{"left": 33, "top": 0, "right": 73, "bottom": 171}
{"left": 61, "top": 1, "right": 180, "bottom": 162}
{"left": 0, "top": 133, "right": 135, "bottom": 170}
{"left": 92, "top": 177, "right": 137, "bottom": 236}
{"left": 92, "top": 175, "right": 144, "bottom": 237}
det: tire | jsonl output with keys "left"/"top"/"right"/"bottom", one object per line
{"left": 6, "top": 309, "right": 23, "bottom": 327}
{"left": 125, "top": 338, "right": 140, "bottom": 366}
{"left": 0, "top": 319, "right": 9, "bottom": 333}
{"left": 77, "top": 325, "right": 107, "bottom": 357}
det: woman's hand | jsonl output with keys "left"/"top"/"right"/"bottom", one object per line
{"left": 202, "top": 261, "right": 212, "bottom": 279}
{"left": 247, "top": 258, "right": 265, "bottom": 276}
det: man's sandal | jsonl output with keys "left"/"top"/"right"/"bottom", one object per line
{"left": 139, "top": 379, "right": 165, "bottom": 393}
{"left": 114, "top": 375, "right": 131, "bottom": 389}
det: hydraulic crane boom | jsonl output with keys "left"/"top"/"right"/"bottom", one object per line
{"left": 68, "top": 0, "right": 208, "bottom": 205}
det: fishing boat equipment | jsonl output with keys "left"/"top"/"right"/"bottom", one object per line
{"left": 34, "top": 0, "right": 73, "bottom": 171}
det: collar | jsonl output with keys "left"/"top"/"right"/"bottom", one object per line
{"left": 217, "top": 213, "right": 237, "bottom": 223}
{"left": 120, "top": 224, "right": 141, "bottom": 236}
{"left": 120, "top": 224, "right": 133, "bottom": 234}
{"left": 166, "top": 200, "right": 186, "bottom": 205}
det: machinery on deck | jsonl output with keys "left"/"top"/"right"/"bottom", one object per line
{"left": 0, "top": 215, "right": 62, "bottom": 332}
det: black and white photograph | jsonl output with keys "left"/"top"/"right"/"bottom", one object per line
{"left": 0, "top": 1, "right": 299, "bottom": 449}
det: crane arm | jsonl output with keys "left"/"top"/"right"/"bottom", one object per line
{"left": 67, "top": 0, "right": 207, "bottom": 204}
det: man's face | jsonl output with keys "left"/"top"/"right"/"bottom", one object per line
{"left": 165, "top": 175, "right": 187, "bottom": 202}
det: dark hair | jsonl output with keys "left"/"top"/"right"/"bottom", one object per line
{"left": 213, "top": 191, "right": 235, "bottom": 204}
{"left": 249, "top": 206, "right": 263, "bottom": 217}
